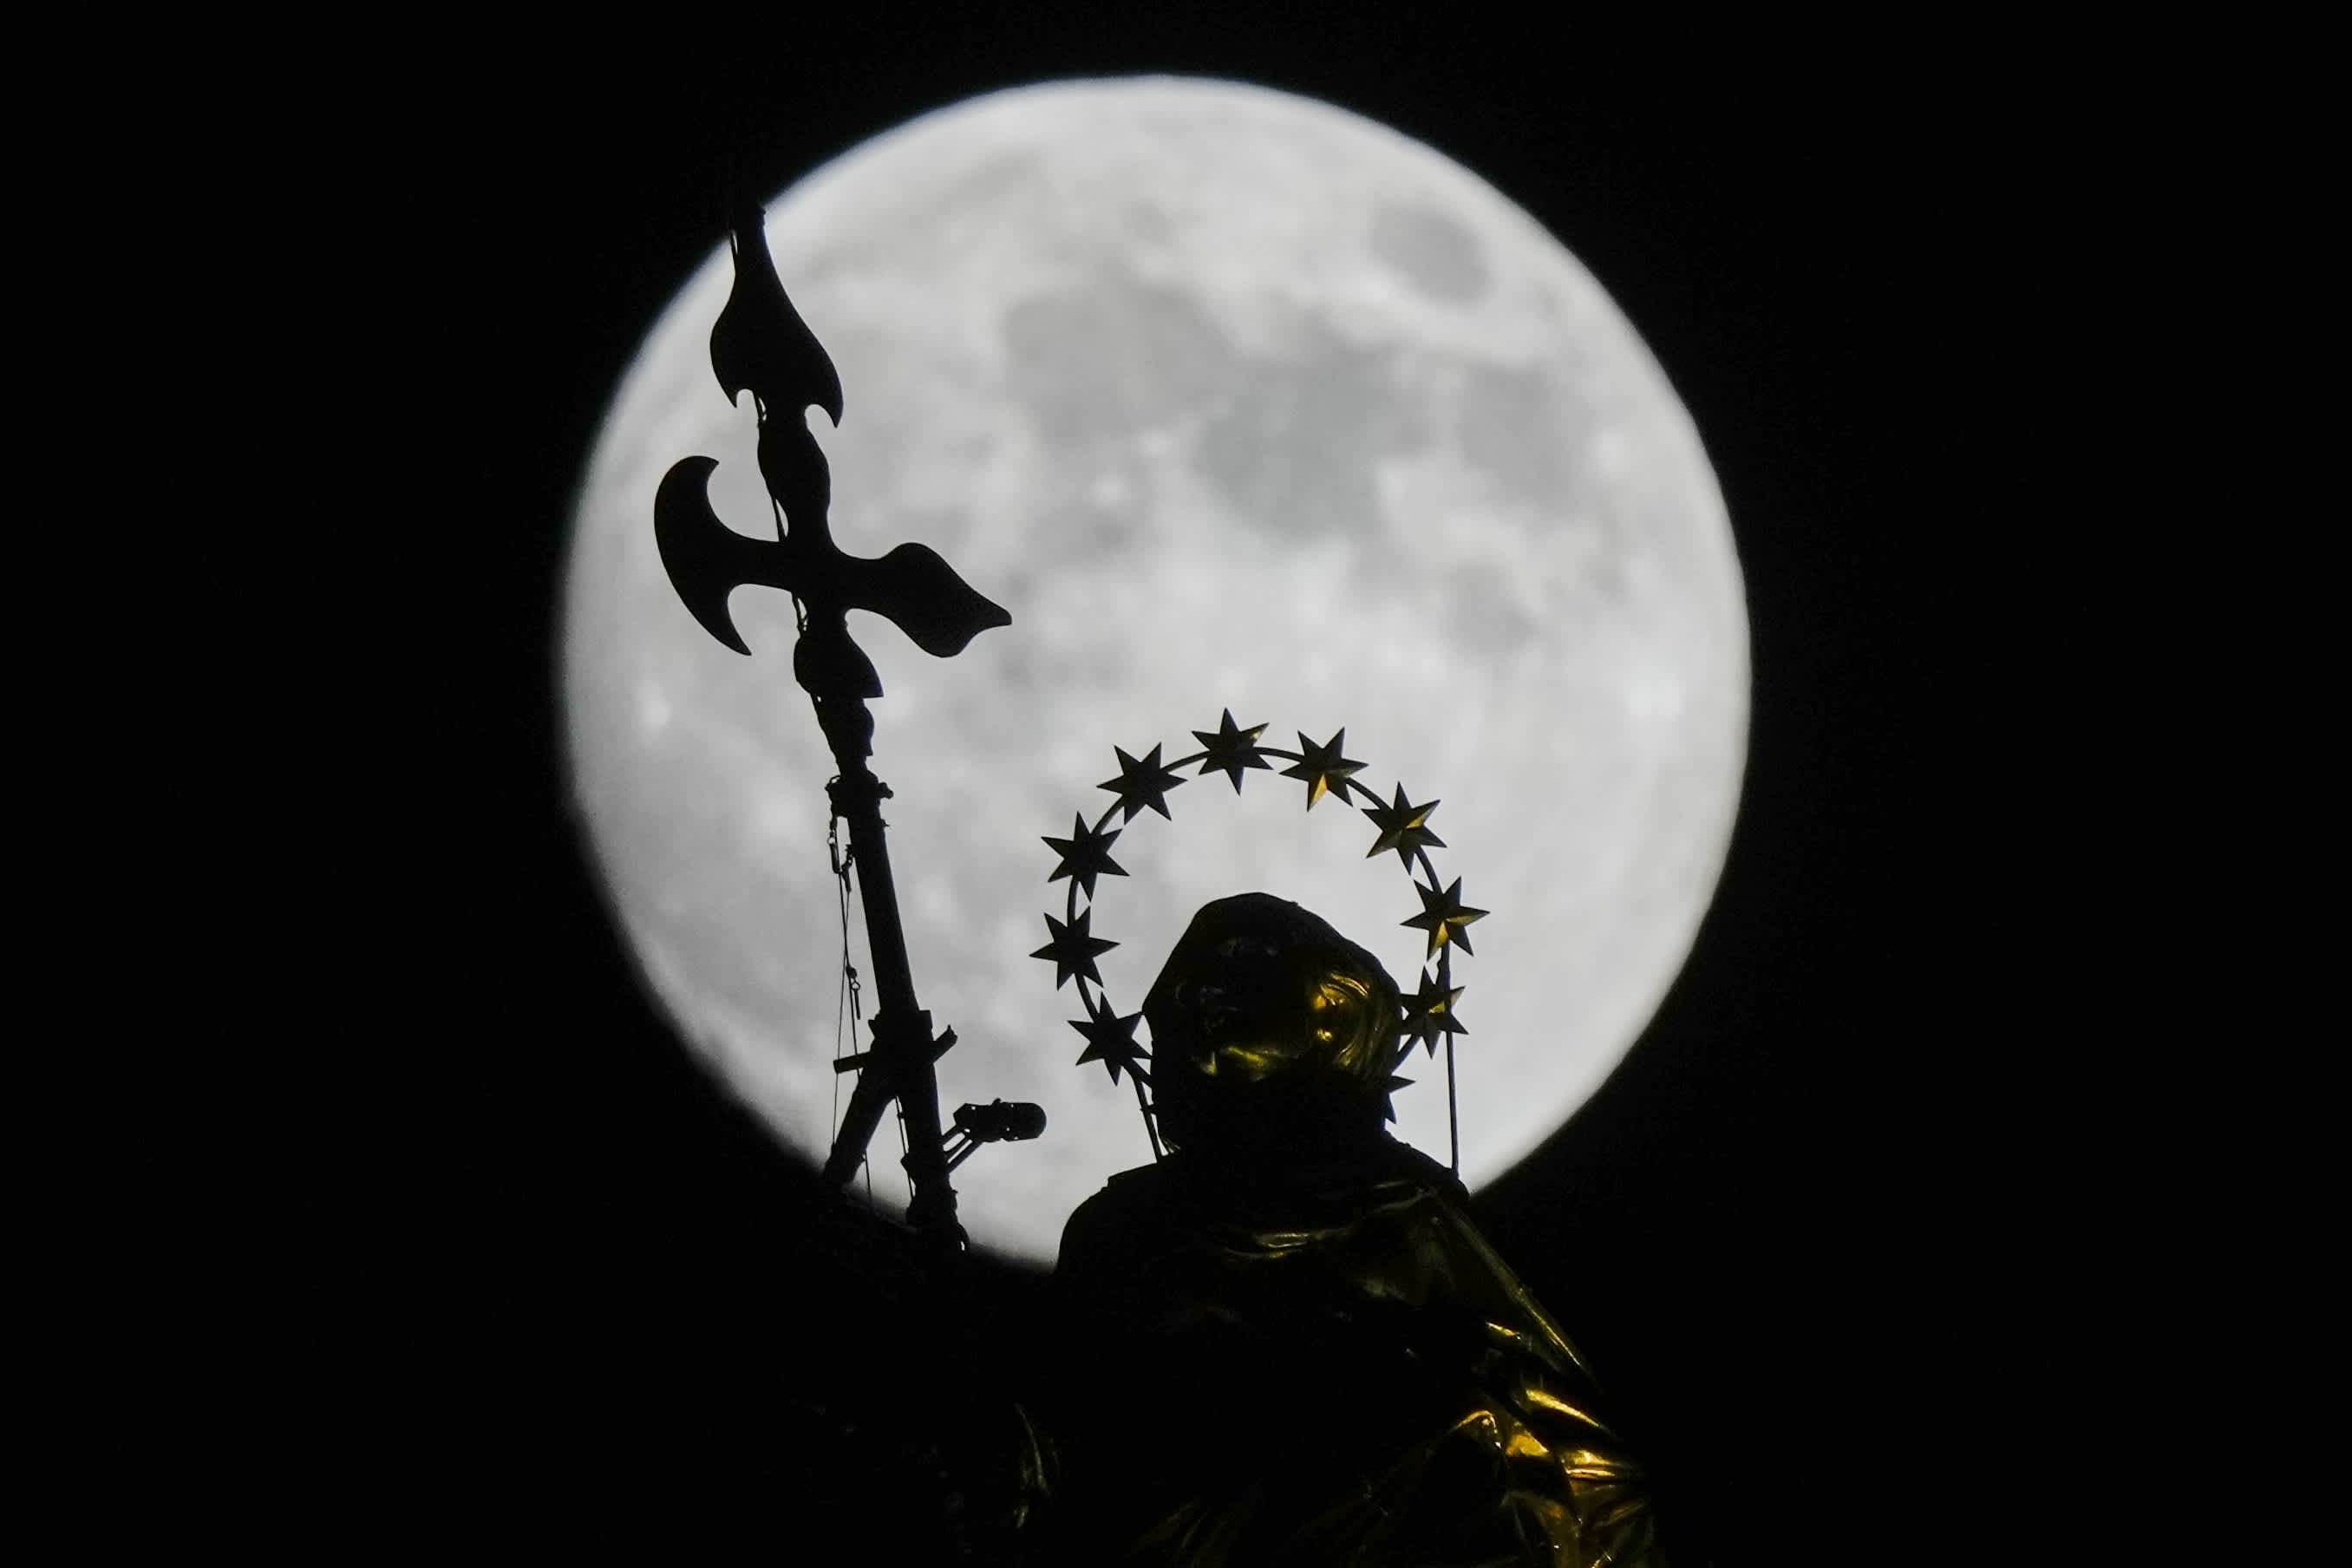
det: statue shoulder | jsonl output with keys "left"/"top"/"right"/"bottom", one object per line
{"left": 1054, "top": 1159, "right": 1194, "bottom": 1278}
{"left": 1068, "top": 1157, "right": 1186, "bottom": 1223}
{"left": 1370, "top": 1136, "right": 1470, "bottom": 1205}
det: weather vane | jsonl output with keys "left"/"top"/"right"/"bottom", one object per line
{"left": 653, "top": 198, "right": 1022, "bottom": 1256}
{"left": 1035, "top": 714, "right": 1485, "bottom": 1174}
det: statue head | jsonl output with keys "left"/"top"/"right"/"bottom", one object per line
{"left": 1142, "top": 892, "right": 1402, "bottom": 1155}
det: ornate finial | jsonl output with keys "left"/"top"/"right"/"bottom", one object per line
{"left": 654, "top": 205, "right": 1010, "bottom": 665}
{"left": 652, "top": 202, "right": 1017, "bottom": 1248}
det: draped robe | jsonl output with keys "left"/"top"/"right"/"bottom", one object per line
{"left": 1039, "top": 1131, "right": 1663, "bottom": 1566}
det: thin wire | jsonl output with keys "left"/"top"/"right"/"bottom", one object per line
{"left": 890, "top": 1074, "right": 911, "bottom": 1222}
{"left": 831, "top": 830, "right": 846, "bottom": 1149}
{"left": 828, "top": 802, "right": 870, "bottom": 1200}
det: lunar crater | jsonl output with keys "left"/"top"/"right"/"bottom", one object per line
{"left": 1002, "top": 271, "right": 1238, "bottom": 444}
{"left": 1369, "top": 202, "right": 1493, "bottom": 304}
{"left": 1192, "top": 321, "right": 1428, "bottom": 544}
{"left": 1457, "top": 360, "right": 1592, "bottom": 506}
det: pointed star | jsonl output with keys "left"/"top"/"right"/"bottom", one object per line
{"left": 1401, "top": 963, "right": 1467, "bottom": 1057}
{"left": 1042, "top": 813, "right": 1127, "bottom": 898}
{"left": 1381, "top": 1074, "right": 1414, "bottom": 1124}
{"left": 1099, "top": 743, "right": 1186, "bottom": 822}
{"left": 1070, "top": 989, "right": 1150, "bottom": 1086}
{"left": 1031, "top": 908, "right": 1118, "bottom": 990}
{"left": 1192, "top": 709, "right": 1272, "bottom": 793}
{"left": 1362, "top": 785, "right": 1447, "bottom": 869}
{"left": 1280, "top": 728, "right": 1365, "bottom": 811}
{"left": 1402, "top": 877, "right": 1487, "bottom": 959}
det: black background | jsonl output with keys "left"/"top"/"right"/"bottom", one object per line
{"left": 287, "top": 16, "right": 2079, "bottom": 1562}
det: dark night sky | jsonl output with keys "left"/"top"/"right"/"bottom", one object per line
{"left": 286, "top": 19, "right": 2080, "bottom": 1561}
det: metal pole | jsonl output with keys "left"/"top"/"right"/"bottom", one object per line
{"left": 820, "top": 741, "right": 960, "bottom": 1249}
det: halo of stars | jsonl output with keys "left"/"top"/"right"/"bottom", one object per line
{"left": 1035, "top": 711, "right": 1485, "bottom": 1151}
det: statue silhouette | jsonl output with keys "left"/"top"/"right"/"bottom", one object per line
{"left": 1033, "top": 893, "right": 1663, "bottom": 1566}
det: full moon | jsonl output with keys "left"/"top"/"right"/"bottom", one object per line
{"left": 562, "top": 77, "right": 1747, "bottom": 1264}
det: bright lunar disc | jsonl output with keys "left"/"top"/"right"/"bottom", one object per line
{"left": 562, "top": 77, "right": 1747, "bottom": 1264}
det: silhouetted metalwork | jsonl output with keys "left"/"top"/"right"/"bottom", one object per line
{"left": 944, "top": 1100, "right": 1049, "bottom": 1173}
{"left": 1036, "top": 711, "right": 1478, "bottom": 1174}
{"left": 654, "top": 200, "right": 1012, "bottom": 1252}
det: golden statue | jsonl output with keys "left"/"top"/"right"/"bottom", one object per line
{"left": 1033, "top": 893, "right": 1663, "bottom": 1566}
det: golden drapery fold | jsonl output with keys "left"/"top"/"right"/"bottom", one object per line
{"left": 1038, "top": 1140, "right": 1663, "bottom": 1566}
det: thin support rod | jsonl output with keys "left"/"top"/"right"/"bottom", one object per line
{"left": 1446, "top": 1034, "right": 1460, "bottom": 1179}
{"left": 1134, "top": 1075, "right": 1165, "bottom": 1161}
